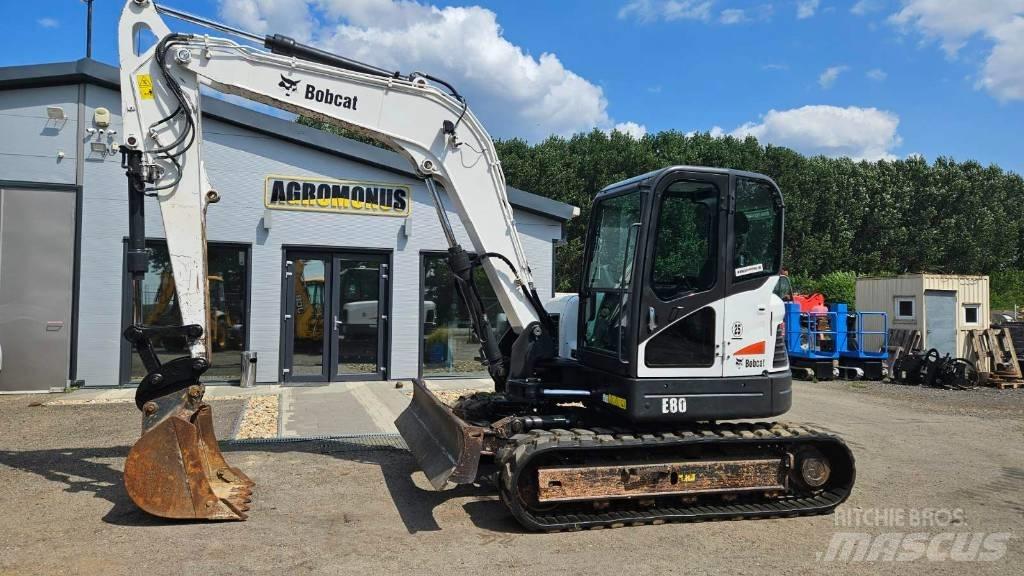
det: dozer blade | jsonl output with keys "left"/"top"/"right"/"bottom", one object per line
{"left": 395, "top": 379, "right": 486, "bottom": 490}
{"left": 124, "top": 403, "right": 253, "bottom": 520}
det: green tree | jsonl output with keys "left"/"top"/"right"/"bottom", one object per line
{"left": 296, "top": 115, "right": 1024, "bottom": 294}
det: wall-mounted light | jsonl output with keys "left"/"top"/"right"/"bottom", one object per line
{"left": 90, "top": 142, "right": 109, "bottom": 155}
{"left": 402, "top": 216, "right": 412, "bottom": 238}
{"left": 46, "top": 106, "right": 66, "bottom": 121}
{"left": 262, "top": 208, "right": 273, "bottom": 230}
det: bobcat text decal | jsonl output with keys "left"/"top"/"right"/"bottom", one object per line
{"left": 734, "top": 340, "right": 766, "bottom": 369}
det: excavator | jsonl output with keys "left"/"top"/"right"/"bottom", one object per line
{"left": 145, "top": 270, "right": 234, "bottom": 351}
{"left": 117, "top": 0, "right": 855, "bottom": 530}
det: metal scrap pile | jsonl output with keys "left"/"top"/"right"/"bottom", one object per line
{"left": 891, "top": 349, "right": 978, "bottom": 390}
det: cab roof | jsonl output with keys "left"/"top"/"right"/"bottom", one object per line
{"left": 598, "top": 165, "right": 780, "bottom": 197}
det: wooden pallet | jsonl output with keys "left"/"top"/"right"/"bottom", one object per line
{"left": 983, "top": 375, "right": 1022, "bottom": 389}
{"left": 885, "top": 328, "right": 922, "bottom": 374}
{"left": 967, "top": 328, "right": 1023, "bottom": 387}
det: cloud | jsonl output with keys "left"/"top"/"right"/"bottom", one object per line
{"left": 618, "top": 0, "right": 715, "bottom": 23}
{"left": 720, "top": 8, "right": 746, "bottom": 24}
{"left": 729, "top": 105, "right": 902, "bottom": 161}
{"left": 37, "top": 17, "right": 59, "bottom": 29}
{"left": 850, "top": 0, "right": 883, "bottom": 16}
{"left": 684, "top": 126, "right": 725, "bottom": 138}
{"left": 219, "top": 0, "right": 626, "bottom": 140}
{"left": 796, "top": 0, "right": 819, "bottom": 19}
{"left": 608, "top": 122, "right": 648, "bottom": 139}
{"left": 762, "top": 63, "right": 789, "bottom": 71}
{"left": 866, "top": 68, "right": 887, "bottom": 81}
{"left": 979, "top": 16, "right": 1024, "bottom": 100}
{"left": 818, "top": 65, "right": 848, "bottom": 88}
{"left": 888, "top": 0, "right": 1024, "bottom": 101}
{"left": 219, "top": 0, "right": 316, "bottom": 41}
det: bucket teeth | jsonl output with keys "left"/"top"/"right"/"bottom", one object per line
{"left": 124, "top": 403, "right": 253, "bottom": 521}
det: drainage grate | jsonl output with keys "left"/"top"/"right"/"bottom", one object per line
{"left": 224, "top": 433, "right": 408, "bottom": 454}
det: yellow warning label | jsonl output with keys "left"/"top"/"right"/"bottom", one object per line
{"left": 601, "top": 393, "right": 628, "bottom": 410}
{"left": 137, "top": 74, "right": 154, "bottom": 100}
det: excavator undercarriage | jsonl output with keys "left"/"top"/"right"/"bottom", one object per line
{"left": 398, "top": 379, "right": 855, "bottom": 531}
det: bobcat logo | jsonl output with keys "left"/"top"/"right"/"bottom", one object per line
{"left": 279, "top": 75, "right": 301, "bottom": 95}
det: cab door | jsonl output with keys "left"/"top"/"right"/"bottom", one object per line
{"left": 636, "top": 171, "right": 729, "bottom": 379}
{"left": 720, "top": 176, "right": 784, "bottom": 377}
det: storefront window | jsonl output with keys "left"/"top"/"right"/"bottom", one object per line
{"left": 128, "top": 241, "right": 248, "bottom": 383}
{"left": 422, "top": 254, "right": 506, "bottom": 377}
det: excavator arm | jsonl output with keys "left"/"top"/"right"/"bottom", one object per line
{"left": 117, "top": 0, "right": 553, "bottom": 520}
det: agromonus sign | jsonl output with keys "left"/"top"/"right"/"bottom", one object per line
{"left": 264, "top": 175, "right": 411, "bottom": 217}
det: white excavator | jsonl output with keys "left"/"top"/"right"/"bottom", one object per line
{"left": 117, "top": 0, "right": 854, "bottom": 530}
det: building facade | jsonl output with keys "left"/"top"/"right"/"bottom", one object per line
{"left": 0, "top": 59, "right": 576, "bottom": 392}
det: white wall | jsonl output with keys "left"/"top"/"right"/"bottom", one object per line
{"left": 0, "top": 86, "right": 80, "bottom": 184}
{"left": 67, "top": 85, "right": 563, "bottom": 385}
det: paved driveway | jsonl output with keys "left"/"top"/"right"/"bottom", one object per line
{"left": 0, "top": 381, "right": 1021, "bottom": 575}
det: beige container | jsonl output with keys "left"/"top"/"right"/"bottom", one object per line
{"left": 855, "top": 274, "right": 989, "bottom": 358}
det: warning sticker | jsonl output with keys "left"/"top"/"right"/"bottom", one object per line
{"left": 601, "top": 393, "right": 627, "bottom": 410}
{"left": 137, "top": 74, "right": 154, "bottom": 100}
{"left": 731, "top": 321, "right": 743, "bottom": 339}
{"left": 734, "top": 263, "right": 764, "bottom": 277}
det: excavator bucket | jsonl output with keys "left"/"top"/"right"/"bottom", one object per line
{"left": 395, "top": 379, "right": 486, "bottom": 490}
{"left": 124, "top": 402, "right": 254, "bottom": 521}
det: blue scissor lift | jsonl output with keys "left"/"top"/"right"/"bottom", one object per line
{"left": 784, "top": 302, "right": 889, "bottom": 380}
{"left": 784, "top": 302, "right": 841, "bottom": 380}
{"left": 836, "top": 305, "right": 889, "bottom": 380}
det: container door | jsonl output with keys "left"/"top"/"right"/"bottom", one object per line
{"left": 925, "top": 290, "right": 957, "bottom": 356}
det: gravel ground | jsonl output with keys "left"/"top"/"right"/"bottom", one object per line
{"left": 811, "top": 379, "right": 1024, "bottom": 420}
{"left": 235, "top": 395, "right": 280, "bottom": 439}
{"left": 1, "top": 382, "right": 1022, "bottom": 576}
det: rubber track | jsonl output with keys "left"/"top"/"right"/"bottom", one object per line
{"left": 496, "top": 421, "right": 855, "bottom": 532}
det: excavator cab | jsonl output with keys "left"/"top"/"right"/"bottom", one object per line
{"left": 572, "top": 167, "right": 791, "bottom": 423}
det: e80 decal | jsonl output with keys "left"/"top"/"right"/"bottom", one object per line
{"left": 661, "top": 397, "right": 687, "bottom": 414}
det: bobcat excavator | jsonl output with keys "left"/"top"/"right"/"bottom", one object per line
{"left": 118, "top": 0, "right": 855, "bottom": 529}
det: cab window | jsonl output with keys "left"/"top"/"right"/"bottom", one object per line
{"left": 650, "top": 181, "right": 719, "bottom": 300}
{"left": 583, "top": 190, "right": 642, "bottom": 356}
{"left": 733, "top": 177, "right": 781, "bottom": 279}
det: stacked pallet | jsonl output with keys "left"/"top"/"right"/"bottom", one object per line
{"left": 965, "top": 328, "right": 1022, "bottom": 389}
{"left": 999, "top": 321, "right": 1024, "bottom": 374}
{"left": 885, "top": 329, "right": 922, "bottom": 376}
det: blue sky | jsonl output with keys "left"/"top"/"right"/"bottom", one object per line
{"left": 3, "top": 1, "right": 1022, "bottom": 172}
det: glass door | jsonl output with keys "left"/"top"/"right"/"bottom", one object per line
{"left": 282, "top": 250, "right": 389, "bottom": 383}
{"left": 333, "top": 254, "right": 388, "bottom": 379}
{"left": 285, "top": 253, "right": 330, "bottom": 382}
